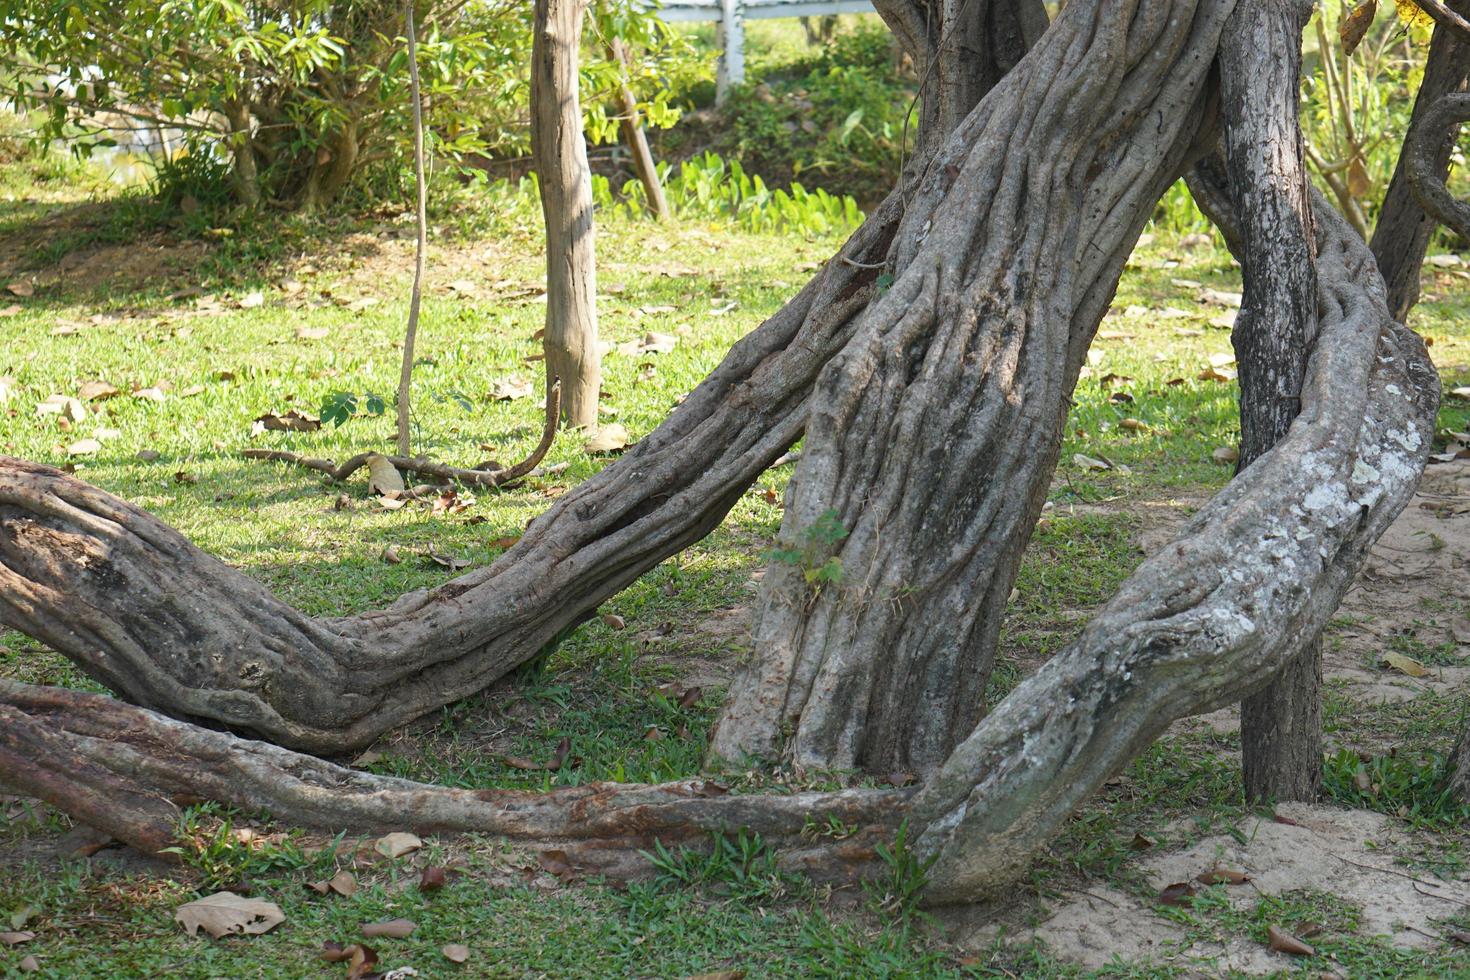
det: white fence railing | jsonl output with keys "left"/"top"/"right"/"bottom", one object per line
{"left": 657, "top": 0, "right": 877, "bottom": 99}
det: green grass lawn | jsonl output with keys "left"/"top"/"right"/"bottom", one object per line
{"left": 2, "top": 137, "right": 1470, "bottom": 978}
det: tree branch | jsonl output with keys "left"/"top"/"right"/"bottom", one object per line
{"left": 1405, "top": 92, "right": 1470, "bottom": 241}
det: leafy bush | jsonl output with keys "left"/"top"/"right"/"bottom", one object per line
{"left": 594, "top": 150, "right": 863, "bottom": 235}
{"left": 1, "top": 0, "right": 704, "bottom": 213}
{"left": 681, "top": 22, "right": 915, "bottom": 205}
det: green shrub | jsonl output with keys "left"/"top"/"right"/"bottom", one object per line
{"left": 683, "top": 22, "right": 915, "bottom": 205}
{"left": 594, "top": 150, "right": 863, "bottom": 235}
{"left": 1, "top": 0, "right": 705, "bottom": 213}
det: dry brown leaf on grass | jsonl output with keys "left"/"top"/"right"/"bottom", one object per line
{"left": 307, "top": 869, "right": 359, "bottom": 897}
{"left": 426, "top": 544, "right": 471, "bottom": 570}
{"left": 78, "top": 380, "right": 118, "bottom": 401}
{"left": 361, "top": 918, "right": 416, "bottom": 939}
{"left": 374, "top": 832, "right": 423, "bottom": 859}
{"left": 174, "top": 892, "right": 285, "bottom": 938}
{"left": 36, "top": 394, "right": 87, "bottom": 422}
{"left": 442, "top": 943, "right": 470, "bottom": 963}
{"left": 1380, "top": 652, "right": 1428, "bottom": 677}
{"left": 1196, "top": 867, "right": 1250, "bottom": 885}
{"left": 489, "top": 376, "right": 533, "bottom": 401}
{"left": 0, "top": 931, "right": 35, "bottom": 945}
{"left": 1157, "top": 881, "right": 1198, "bottom": 906}
{"left": 584, "top": 424, "right": 629, "bottom": 454}
{"left": 366, "top": 455, "right": 405, "bottom": 496}
{"left": 253, "top": 410, "right": 320, "bottom": 434}
{"left": 1266, "top": 924, "right": 1315, "bottom": 956}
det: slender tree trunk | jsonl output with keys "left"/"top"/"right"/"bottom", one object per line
{"left": 397, "top": 1, "right": 428, "bottom": 458}
{"left": 301, "top": 122, "right": 359, "bottom": 211}
{"left": 223, "top": 101, "right": 260, "bottom": 208}
{"left": 608, "top": 39, "right": 670, "bottom": 221}
{"left": 1215, "top": 0, "right": 1324, "bottom": 804}
{"left": 532, "top": 0, "right": 602, "bottom": 428}
{"left": 1370, "top": 0, "right": 1470, "bottom": 320}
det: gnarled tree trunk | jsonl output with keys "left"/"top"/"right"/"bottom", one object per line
{"left": 712, "top": 0, "right": 1231, "bottom": 776}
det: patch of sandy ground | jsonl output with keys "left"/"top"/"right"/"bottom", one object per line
{"left": 968, "top": 458, "right": 1470, "bottom": 974}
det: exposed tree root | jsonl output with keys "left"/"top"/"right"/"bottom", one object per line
{"left": 0, "top": 680, "right": 906, "bottom": 885}
{"left": 243, "top": 383, "right": 562, "bottom": 489}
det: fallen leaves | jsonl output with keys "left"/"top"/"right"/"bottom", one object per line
{"left": 307, "top": 869, "right": 359, "bottom": 897}
{"left": 584, "top": 423, "right": 629, "bottom": 454}
{"left": 426, "top": 543, "right": 471, "bottom": 570}
{"left": 361, "top": 918, "right": 416, "bottom": 939}
{"left": 490, "top": 376, "right": 534, "bottom": 401}
{"left": 253, "top": 410, "right": 321, "bottom": 434}
{"left": 1072, "top": 452, "right": 1130, "bottom": 474}
{"left": 501, "top": 736, "right": 573, "bottom": 772}
{"left": 1380, "top": 651, "right": 1428, "bottom": 677}
{"left": 366, "top": 455, "right": 406, "bottom": 496}
{"left": 0, "top": 931, "right": 35, "bottom": 945}
{"left": 1199, "top": 288, "right": 1242, "bottom": 308}
{"left": 174, "top": 892, "right": 285, "bottom": 938}
{"left": 1157, "top": 880, "right": 1199, "bottom": 906}
{"left": 1195, "top": 866, "right": 1250, "bottom": 886}
{"left": 1266, "top": 924, "right": 1315, "bottom": 957}
{"left": 1212, "top": 446, "right": 1240, "bottom": 465}
{"left": 78, "top": 380, "right": 119, "bottom": 401}
{"left": 36, "top": 394, "right": 87, "bottom": 422}
{"left": 442, "top": 943, "right": 470, "bottom": 963}
{"left": 322, "top": 941, "right": 379, "bottom": 978}
{"left": 374, "top": 832, "right": 424, "bottom": 859}
{"left": 5, "top": 280, "right": 34, "bottom": 297}
{"left": 65, "top": 438, "right": 101, "bottom": 457}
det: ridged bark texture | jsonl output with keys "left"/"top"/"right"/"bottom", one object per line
{"left": 712, "top": 0, "right": 1231, "bottom": 776}
{"left": 1217, "top": 0, "right": 1324, "bottom": 805}
{"left": 532, "top": 0, "right": 602, "bottom": 427}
